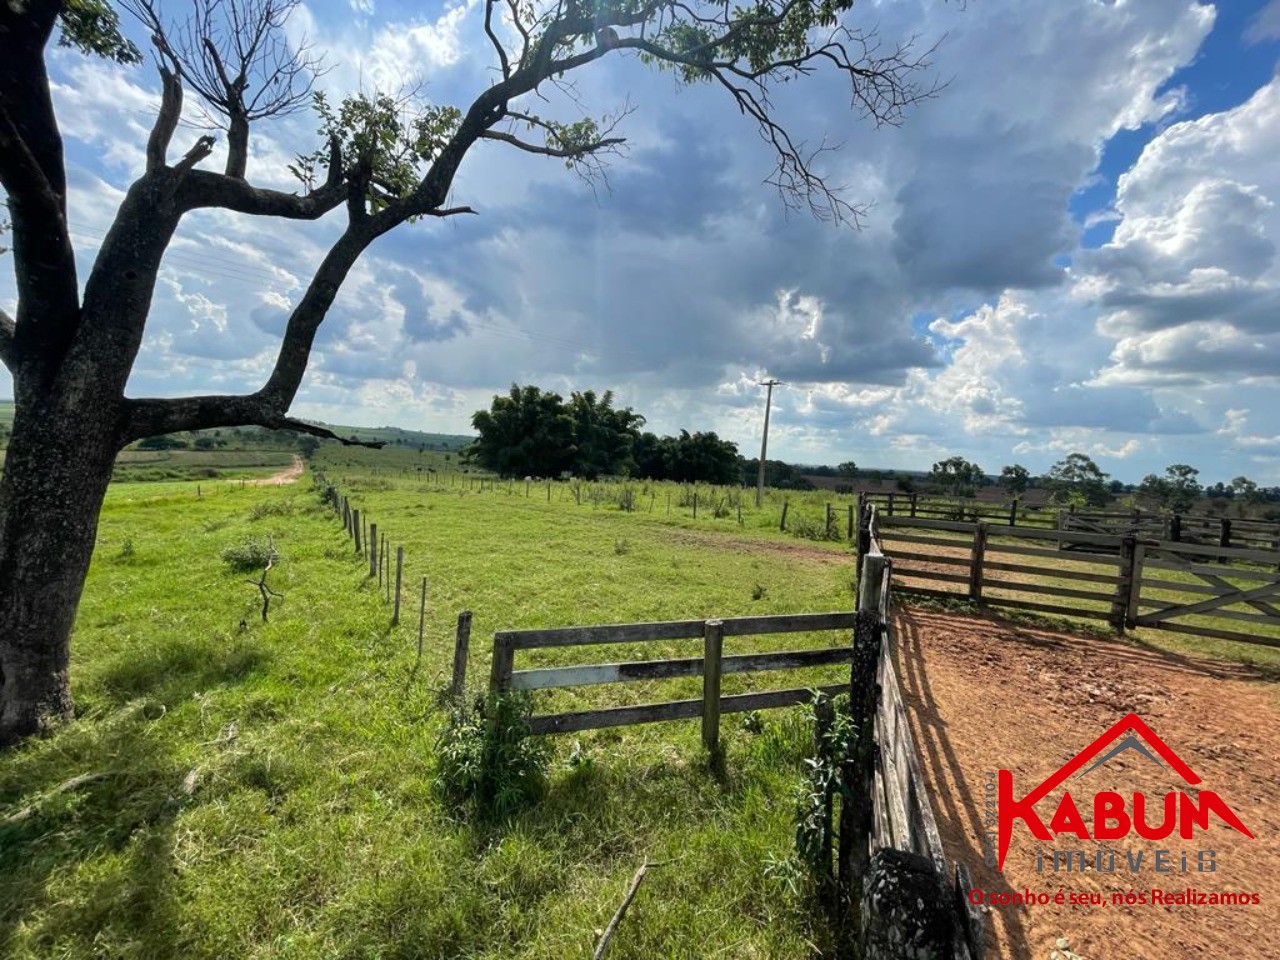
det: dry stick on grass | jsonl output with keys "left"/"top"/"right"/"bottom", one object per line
{"left": 592, "top": 858, "right": 679, "bottom": 960}
{"left": 1, "top": 772, "right": 111, "bottom": 826}
{"left": 245, "top": 542, "right": 283, "bottom": 622}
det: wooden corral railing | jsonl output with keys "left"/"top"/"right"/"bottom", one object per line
{"left": 868, "top": 509, "right": 1280, "bottom": 649}
{"left": 860, "top": 491, "right": 1056, "bottom": 529}
{"left": 1062, "top": 509, "right": 1280, "bottom": 552}
{"left": 488, "top": 612, "right": 858, "bottom": 748}
{"left": 845, "top": 509, "right": 985, "bottom": 959}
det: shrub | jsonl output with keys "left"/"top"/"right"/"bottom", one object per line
{"left": 248, "top": 499, "right": 294, "bottom": 521}
{"left": 221, "top": 537, "right": 278, "bottom": 572}
{"left": 435, "top": 693, "right": 550, "bottom": 822}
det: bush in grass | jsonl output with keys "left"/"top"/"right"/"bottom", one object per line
{"left": 248, "top": 499, "right": 294, "bottom": 520}
{"left": 221, "top": 537, "right": 277, "bottom": 572}
{"left": 435, "top": 692, "right": 550, "bottom": 822}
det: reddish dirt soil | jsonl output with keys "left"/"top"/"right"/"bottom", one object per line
{"left": 894, "top": 605, "right": 1279, "bottom": 960}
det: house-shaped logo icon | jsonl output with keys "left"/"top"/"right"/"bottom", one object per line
{"left": 996, "top": 712, "right": 1253, "bottom": 870}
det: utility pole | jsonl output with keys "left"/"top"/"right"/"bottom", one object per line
{"left": 756, "top": 379, "right": 783, "bottom": 508}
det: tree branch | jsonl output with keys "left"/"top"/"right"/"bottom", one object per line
{"left": 0, "top": 11, "right": 82, "bottom": 372}
{"left": 122, "top": 392, "right": 384, "bottom": 447}
{"left": 176, "top": 169, "right": 348, "bottom": 219}
{"left": 146, "top": 65, "right": 184, "bottom": 173}
{"left": 0, "top": 307, "right": 16, "bottom": 372}
{"left": 479, "top": 129, "right": 625, "bottom": 158}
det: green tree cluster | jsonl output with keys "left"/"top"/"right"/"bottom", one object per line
{"left": 468, "top": 384, "right": 739, "bottom": 483}
{"left": 1044, "top": 452, "right": 1111, "bottom": 507}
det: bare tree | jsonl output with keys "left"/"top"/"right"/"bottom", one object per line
{"left": 0, "top": 0, "right": 941, "bottom": 745}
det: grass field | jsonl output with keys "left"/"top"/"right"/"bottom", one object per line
{"left": 6, "top": 442, "right": 1277, "bottom": 959}
{"left": 1, "top": 465, "right": 859, "bottom": 959}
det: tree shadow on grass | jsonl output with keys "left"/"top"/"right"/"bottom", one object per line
{"left": 0, "top": 634, "right": 273, "bottom": 955}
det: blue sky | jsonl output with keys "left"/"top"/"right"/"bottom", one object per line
{"left": 4, "top": 0, "right": 1280, "bottom": 484}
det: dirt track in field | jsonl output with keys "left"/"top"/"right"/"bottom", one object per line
{"left": 242, "top": 455, "right": 304, "bottom": 486}
{"left": 894, "top": 605, "right": 1279, "bottom": 960}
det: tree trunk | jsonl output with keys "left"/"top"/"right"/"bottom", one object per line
{"left": 0, "top": 388, "right": 121, "bottom": 746}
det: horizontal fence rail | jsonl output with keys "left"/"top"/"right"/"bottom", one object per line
{"left": 490, "top": 611, "right": 859, "bottom": 746}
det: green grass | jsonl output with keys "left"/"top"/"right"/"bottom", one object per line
{"left": 2, "top": 468, "right": 851, "bottom": 959}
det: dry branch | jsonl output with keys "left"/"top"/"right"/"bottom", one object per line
{"left": 244, "top": 541, "right": 283, "bottom": 621}
{"left": 593, "top": 857, "right": 678, "bottom": 959}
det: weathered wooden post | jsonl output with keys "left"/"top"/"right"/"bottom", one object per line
{"left": 838, "top": 608, "right": 882, "bottom": 931}
{"left": 451, "top": 610, "right": 472, "bottom": 701}
{"left": 858, "top": 550, "right": 886, "bottom": 616}
{"left": 1112, "top": 534, "right": 1137, "bottom": 634}
{"left": 693, "top": 491, "right": 698, "bottom": 519}
{"left": 847, "top": 503, "right": 855, "bottom": 541}
{"left": 701, "top": 619, "right": 724, "bottom": 753}
{"left": 780, "top": 499, "right": 789, "bottom": 531}
{"left": 968, "top": 523, "right": 988, "bottom": 602}
{"left": 910, "top": 493, "right": 918, "bottom": 518}
{"left": 417, "top": 577, "right": 428, "bottom": 667}
{"left": 826, "top": 502, "right": 834, "bottom": 539}
{"left": 1009, "top": 498, "right": 1018, "bottom": 526}
{"left": 489, "top": 632, "right": 515, "bottom": 696}
{"left": 1220, "top": 518, "right": 1232, "bottom": 561}
{"left": 353, "top": 509, "right": 362, "bottom": 554}
{"left": 369, "top": 522, "right": 378, "bottom": 579}
{"left": 860, "top": 849, "right": 956, "bottom": 960}
{"left": 1171, "top": 513, "right": 1182, "bottom": 543}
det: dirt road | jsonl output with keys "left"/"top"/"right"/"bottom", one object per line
{"left": 243, "top": 455, "right": 304, "bottom": 486}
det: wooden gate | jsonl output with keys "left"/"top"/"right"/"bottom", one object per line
{"left": 1129, "top": 540, "right": 1280, "bottom": 647}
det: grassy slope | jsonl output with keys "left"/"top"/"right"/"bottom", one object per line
{"left": 1, "top": 468, "right": 853, "bottom": 959}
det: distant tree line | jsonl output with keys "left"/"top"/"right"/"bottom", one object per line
{"left": 468, "top": 384, "right": 740, "bottom": 482}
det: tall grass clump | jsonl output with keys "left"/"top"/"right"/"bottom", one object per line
{"left": 435, "top": 693, "right": 550, "bottom": 822}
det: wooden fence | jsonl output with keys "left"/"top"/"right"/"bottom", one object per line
{"left": 850, "top": 511, "right": 985, "bottom": 959}
{"left": 1062, "top": 509, "right": 1280, "bottom": 552}
{"left": 488, "top": 612, "right": 858, "bottom": 748}
{"left": 860, "top": 491, "right": 1057, "bottom": 529}
{"left": 483, "top": 510, "right": 983, "bottom": 958}
{"left": 868, "top": 510, "right": 1280, "bottom": 648}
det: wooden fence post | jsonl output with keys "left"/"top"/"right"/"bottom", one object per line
{"left": 693, "top": 491, "right": 698, "bottom": 519}
{"left": 847, "top": 504, "right": 855, "bottom": 541}
{"left": 968, "top": 523, "right": 988, "bottom": 602}
{"left": 780, "top": 499, "right": 789, "bottom": 531}
{"left": 1220, "top": 519, "right": 1232, "bottom": 561}
{"left": 369, "top": 523, "right": 378, "bottom": 579}
{"left": 856, "top": 503, "right": 872, "bottom": 562}
{"left": 910, "top": 493, "right": 918, "bottom": 518}
{"left": 825, "top": 503, "right": 834, "bottom": 539}
{"left": 701, "top": 619, "right": 724, "bottom": 753}
{"left": 1009, "top": 499, "right": 1018, "bottom": 526}
{"left": 859, "top": 551, "right": 887, "bottom": 615}
{"left": 451, "top": 610, "right": 473, "bottom": 700}
{"left": 1171, "top": 514, "right": 1182, "bottom": 542}
{"left": 1112, "top": 534, "right": 1137, "bottom": 634}
{"left": 417, "top": 576, "right": 428, "bottom": 666}
{"left": 489, "top": 634, "right": 514, "bottom": 696}
{"left": 838, "top": 608, "right": 882, "bottom": 926}
{"left": 392, "top": 547, "right": 402, "bottom": 615}
{"left": 887, "top": 493, "right": 895, "bottom": 516}
{"left": 353, "top": 509, "right": 362, "bottom": 554}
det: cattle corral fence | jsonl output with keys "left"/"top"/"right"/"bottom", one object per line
{"left": 866, "top": 508, "right": 1280, "bottom": 648}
